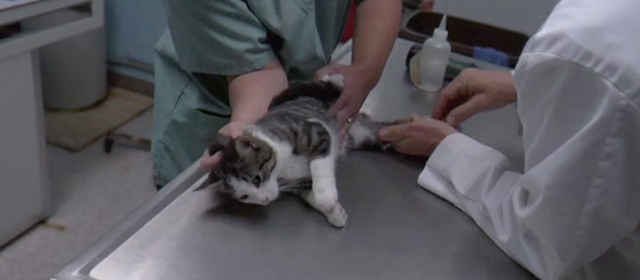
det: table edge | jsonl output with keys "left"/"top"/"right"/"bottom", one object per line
{"left": 50, "top": 162, "right": 205, "bottom": 280}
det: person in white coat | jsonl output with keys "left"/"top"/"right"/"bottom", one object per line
{"left": 378, "top": 0, "right": 640, "bottom": 279}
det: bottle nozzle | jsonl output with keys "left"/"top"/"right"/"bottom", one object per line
{"left": 433, "top": 14, "right": 448, "bottom": 41}
{"left": 439, "top": 14, "right": 447, "bottom": 30}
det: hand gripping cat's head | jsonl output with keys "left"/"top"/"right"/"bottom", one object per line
{"left": 197, "top": 133, "right": 279, "bottom": 206}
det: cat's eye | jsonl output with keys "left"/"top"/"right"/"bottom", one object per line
{"left": 252, "top": 176, "right": 261, "bottom": 186}
{"left": 239, "top": 195, "right": 249, "bottom": 200}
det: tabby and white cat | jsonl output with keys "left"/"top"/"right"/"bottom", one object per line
{"left": 197, "top": 75, "right": 388, "bottom": 228}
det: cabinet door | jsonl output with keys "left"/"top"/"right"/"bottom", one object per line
{"left": 0, "top": 51, "right": 50, "bottom": 246}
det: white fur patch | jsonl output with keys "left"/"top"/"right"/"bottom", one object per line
{"left": 309, "top": 156, "right": 338, "bottom": 211}
{"left": 319, "top": 74, "right": 345, "bottom": 89}
{"left": 228, "top": 176, "right": 279, "bottom": 206}
{"left": 348, "top": 118, "right": 376, "bottom": 148}
{"left": 279, "top": 155, "right": 311, "bottom": 180}
{"left": 246, "top": 125, "right": 303, "bottom": 179}
{"left": 245, "top": 122, "right": 341, "bottom": 213}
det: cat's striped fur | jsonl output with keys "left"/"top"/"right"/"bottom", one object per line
{"left": 199, "top": 75, "right": 389, "bottom": 228}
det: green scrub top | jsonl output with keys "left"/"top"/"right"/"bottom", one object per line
{"left": 152, "top": 0, "right": 361, "bottom": 187}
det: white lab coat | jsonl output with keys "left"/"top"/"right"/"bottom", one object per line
{"left": 418, "top": 0, "right": 640, "bottom": 279}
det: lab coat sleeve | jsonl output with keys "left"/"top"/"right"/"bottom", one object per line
{"left": 418, "top": 52, "right": 640, "bottom": 280}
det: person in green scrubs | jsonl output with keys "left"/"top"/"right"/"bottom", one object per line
{"left": 153, "top": 0, "right": 402, "bottom": 188}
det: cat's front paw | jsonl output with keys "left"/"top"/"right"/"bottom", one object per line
{"left": 327, "top": 203, "right": 347, "bottom": 228}
{"left": 312, "top": 188, "right": 338, "bottom": 212}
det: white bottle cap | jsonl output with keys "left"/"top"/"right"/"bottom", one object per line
{"left": 433, "top": 15, "right": 448, "bottom": 41}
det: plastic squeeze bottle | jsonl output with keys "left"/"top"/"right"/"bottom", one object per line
{"left": 419, "top": 15, "right": 451, "bottom": 92}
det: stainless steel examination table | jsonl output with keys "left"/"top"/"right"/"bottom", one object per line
{"left": 51, "top": 39, "right": 534, "bottom": 280}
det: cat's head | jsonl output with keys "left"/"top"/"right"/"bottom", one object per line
{"left": 199, "top": 133, "right": 279, "bottom": 206}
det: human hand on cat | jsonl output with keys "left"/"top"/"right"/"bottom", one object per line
{"left": 316, "top": 64, "right": 380, "bottom": 141}
{"left": 201, "top": 59, "right": 288, "bottom": 171}
{"left": 200, "top": 121, "right": 248, "bottom": 171}
{"left": 378, "top": 114, "right": 457, "bottom": 157}
{"left": 218, "top": 121, "right": 248, "bottom": 138}
{"left": 432, "top": 69, "right": 517, "bottom": 127}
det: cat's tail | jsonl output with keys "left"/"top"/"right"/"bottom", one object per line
{"left": 343, "top": 112, "right": 405, "bottom": 152}
{"left": 269, "top": 75, "right": 344, "bottom": 109}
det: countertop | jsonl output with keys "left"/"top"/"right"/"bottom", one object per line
{"left": 52, "top": 38, "right": 532, "bottom": 280}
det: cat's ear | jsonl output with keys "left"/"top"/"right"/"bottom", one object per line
{"left": 233, "top": 136, "right": 259, "bottom": 156}
{"left": 208, "top": 133, "right": 233, "bottom": 156}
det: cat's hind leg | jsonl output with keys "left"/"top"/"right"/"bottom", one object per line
{"left": 308, "top": 155, "right": 339, "bottom": 212}
{"left": 302, "top": 189, "right": 347, "bottom": 228}
{"left": 303, "top": 120, "right": 340, "bottom": 212}
{"left": 303, "top": 119, "right": 345, "bottom": 225}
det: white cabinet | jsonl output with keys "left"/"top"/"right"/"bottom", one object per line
{"left": 0, "top": 50, "right": 50, "bottom": 246}
{"left": 0, "top": 0, "right": 104, "bottom": 247}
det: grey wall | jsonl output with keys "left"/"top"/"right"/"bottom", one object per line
{"left": 433, "top": 0, "right": 559, "bottom": 35}
{"left": 105, "top": 0, "right": 167, "bottom": 80}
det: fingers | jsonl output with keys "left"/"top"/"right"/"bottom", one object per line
{"left": 200, "top": 149, "right": 223, "bottom": 171}
{"left": 218, "top": 122, "right": 247, "bottom": 138}
{"left": 378, "top": 123, "right": 411, "bottom": 142}
{"left": 389, "top": 139, "right": 416, "bottom": 155}
{"left": 445, "top": 96, "right": 488, "bottom": 126}
{"left": 388, "top": 114, "right": 420, "bottom": 125}
{"left": 431, "top": 77, "right": 463, "bottom": 121}
{"left": 338, "top": 122, "right": 352, "bottom": 145}
{"left": 328, "top": 97, "right": 348, "bottom": 119}
{"left": 202, "top": 121, "right": 245, "bottom": 171}
{"left": 409, "top": 113, "right": 422, "bottom": 122}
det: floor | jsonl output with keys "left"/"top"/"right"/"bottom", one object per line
{"left": 0, "top": 110, "right": 158, "bottom": 280}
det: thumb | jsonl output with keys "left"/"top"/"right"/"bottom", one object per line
{"left": 200, "top": 150, "right": 223, "bottom": 171}
{"left": 446, "top": 96, "right": 487, "bottom": 126}
{"left": 378, "top": 123, "right": 411, "bottom": 142}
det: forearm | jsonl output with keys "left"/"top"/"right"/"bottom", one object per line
{"left": 419, "top": 134, "right": 549, "bottom": 278}
{"left": 227, "top": 59, "right": 288, "bottom": 123}
{"left": 352, "top": 0, "right": 402, "bottom": 79}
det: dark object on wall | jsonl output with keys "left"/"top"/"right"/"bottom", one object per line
{"left": 400, "top": 11, "right": 530, "bottom": 68}
{"left": 0, "top": 23, "right": 20, "bottom": 40}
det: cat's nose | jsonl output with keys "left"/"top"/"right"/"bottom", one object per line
{"left": 262, "top": 197, "right": 271, "bottom": 205}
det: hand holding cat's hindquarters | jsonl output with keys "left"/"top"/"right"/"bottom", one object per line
{"left": 315, "top": 63, "right": 380, "bottom": 141}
